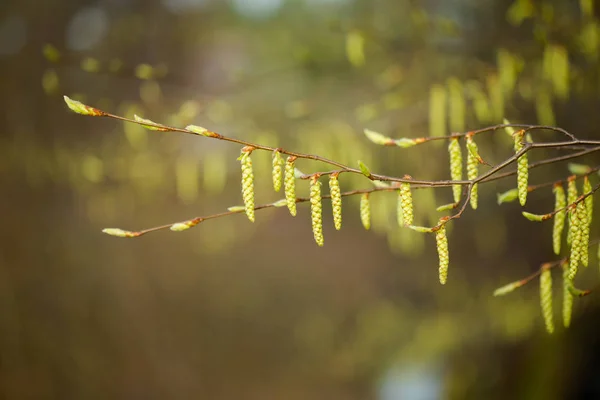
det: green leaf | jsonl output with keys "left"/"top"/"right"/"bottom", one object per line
{"left": 568, "top": 163, "right": 592, "bottom": 175}
{"left": 101, "top": 228, "right": 138, "bottom": 238}
{"left": 63, "top": 95, "right": 105, "bottom": 116}
{"left": 408, "top": 225, "right": 434, "bottom": 233}
{"left": 493, "top": 280, "right": 524, "bottom": 296}
{"left": 273, "top": 199, "right": 287, "bottom": 207}
{"left": 186, "top": 124, "right": 212, "bottom": 137}
{"left": 170, "top": 222, "right": 192, "bottom": 232}
{"left": 436, "top": 203, "right": 457, "bottom": 212}
{"left": 522, "top": 211, "right": 550, "bottom": 222}
{"left": 372, "top": 180, "right": 391, "bottom": 189}
{"left": 134, "top": 114, "right": 169, "bottom": 131}
{"left": 503, "top": 118, "right": 516, "bottom": 136}
{"left": 567, "top": 282, "right": 591, "bottom": 297}
{"left": 394, "top": 138, "right": 418, "bottom": 148}
{"left": 363, "top": 129, "right": 394, "bottom": 146}
{"left": 358, "top": 160, "right": 371, "bottom": 177}
{"left": 497, "top": 188, "right": 519, "bottom": 204}
{"left": 227, "top": 206, "right": 246, "bottom": 212}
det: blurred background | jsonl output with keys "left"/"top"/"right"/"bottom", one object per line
{"left": 2, "top": 0, "right": 600, "bottom": 398}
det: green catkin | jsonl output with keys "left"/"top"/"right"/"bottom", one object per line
{"left": 514, "top": 130, "right": 528, "bottom": 206}
{"left": 284, "top": 156, "right": 297, "bottom": 216}
{"left": 466, "top": 135, "right": 479, "bottom": 209}
{"left": 240, "top": 149, "right": 255, "bottom": 222}
{"left": 360, "top": 193, "right": 371, "bottom": 230}
{"left": 398, "top": 176, "right": 414, "bottom": 226}
{"left": 540, "top": 266, "right": 555, "bottom": 334}
{"left": 584, "top": 175, "right": 593, "bottom": 225}
{"left": 579, "top": 199, "right": 590, "bottom": 267}
{"left": 436, "top": 219, "right": 449, "bottom": 285}
{"left": 553, "top": 183, "right": 566, "bottom": 255}
{"left": 448, "top": 137, "right": 463, "bottom": 203}
{"left": 272, "top": 151, "right": 284, "bottom": 192}
{"left": 310, "top": 176, "right": 324, "bottom": 246}
{"left": 568, "top": 202, "right": 582, "bottom": 280}
{"left": 567, "top": 176, "right": 578, "bottom": 245}
{"left": 329, "top": 174, "right": 342, "bottom": 230}
{"left": 562, "top": 264, "right": 573, "bottom": 328}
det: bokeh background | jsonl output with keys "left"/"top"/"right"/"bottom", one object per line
{"left": 2, "top": 0, "right": 600, "bottom": 398}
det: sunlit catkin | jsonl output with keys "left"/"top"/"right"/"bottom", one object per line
{"left": 272, "top": 151, "right": 284, "bottom": 192}
{"left": 398, "top": 177, "right": 413, "bottom": 226}
{"left": 513, "top": 130, "right": 528, "bottom": 206}
{"left": 310, "top": 176, "right": 324, "bottom": 246}
{"left": 566, "top": 176, "right": 577, "bottom": 245}
{"left": 448, "top": 137, "right": 463, "bottom": 203}
{"left": 240, "top": 148, "right": 255, "bottom": 222}
{"left": 284, "top": 156, "right": 297, "bottom": 216}
{"left": 329, "top": 174, "right": 342, "bottom": 230}
{"left": 540, "top": 266, "right": 554, "bottom": 334}
{"left": 466, "top": 135, "right": 479, "bottom": 209}
{"left": 568, "top": 203, "right": 582, "bottom": 280}
{"left": 562, "top": 264, "right": 573, "bottom": 328}
{"left": 552, "top": 183, "right": 566, "bottom": 255}
{"left": 583, "top": 175, "right": 593, "bottom": 225}
{"left": 360, "top": 193, "right": 371, "bottom": 230}
{"left": 579, "top": 200, "right": 590, "bottom": 267}
{"left": 436, "top": 219, "right": 449, "bottom": 285}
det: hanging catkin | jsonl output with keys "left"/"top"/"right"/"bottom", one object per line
{"left": 562, "top": 264, "right": 573, "bottom": 328}
{"left": 398, "top": 177, "right": 413, "bottom": 226}
{"left": 583, "top": 175, "right": 593, "bottom": 225}
{"left": 566, "top": 176, "right": 577, "bottom": 245}
{"left": 310, "top": 176, "right": 324, "bottom": 246}
{"left": 360, "top": 193, "right": 371, "bottom": 230}
{"left": 240, "top": 148, "right": 255, "bottom": 222}
{"left": 568, "top": 202, "right": 583, "bottom": 280}
{"left": 436, "top": 219, "right": 450, "bottom": 285}
{"left": 284, "top": 156, "right": 297, "bottom": 216}
{"left": 272, "top": 151, "right": 284, "bottom": 192}
{"left": 329, "top": 174, "right": 342, "bottom": 230}
{"left": 552, "top": 183, "right": 566, "bottom": 255}
{"left": 540, "top": 266, "right": 554, "bottom": 334}
{"left": 448, "top": 137, "right": 463, "bottom": 203}
{"left": 513, "top": 130, "right": 528, "bottom": 206}
{"left": 466, "top": 135, "right": 479, "bottom": 209}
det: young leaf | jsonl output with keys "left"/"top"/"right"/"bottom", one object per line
{"left": 493, "top": 280, "right": 525, "bottom": 296}
{"left": 101, "top": 228, "right": 140, "bottom": 238}
{"left": 522, "top": 211, "right": 551, "bottom": 222}
{"left": 436, "top": 202, "right": 458, "bottom": 212}
{"left": 186, "top": 124, "right": 216, "bottom": 137}
{"left": 358, "top": 160, "right": 372, "bottom": 178}
{"left": 567, "top": 163, "right": 592, "bottom": 175}
{"left": 134, "top": 114, "right": 169, "bottom": 131}
{"left": 363, "top": 129, "right": 395, "bottom": 146}
{"left": 497, "top": 188, "right": 519, "bottom": 204}
{"left": 63, "top": 95, "right": 106, "bottom": 116}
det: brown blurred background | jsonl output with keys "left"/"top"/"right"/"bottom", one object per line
{"left": 2, "top": 0, "right": 600, "bottom": 399}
